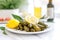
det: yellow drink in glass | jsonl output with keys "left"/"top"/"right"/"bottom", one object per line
{"left": 34, "top": 7, "right": 42, "bottom": 19}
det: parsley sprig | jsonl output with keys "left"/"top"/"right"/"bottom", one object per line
{"left": 0, "top": 27, "right": 7, "bottom": 35}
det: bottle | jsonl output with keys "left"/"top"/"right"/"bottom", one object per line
{"left": 47, "top": 0, "right": 54, "bottom": 22}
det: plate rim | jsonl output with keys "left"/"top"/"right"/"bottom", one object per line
{"left": 5, "top": 25, "right": 52, "bottom": 34}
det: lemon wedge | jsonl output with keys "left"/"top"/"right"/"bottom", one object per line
{"left": 6, "top": 19, "right": 19, "bottom": 29}
{"left": 24, "top": 15, "right": 39, "bottom": 24}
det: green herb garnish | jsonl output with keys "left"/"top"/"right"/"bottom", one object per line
{"left": 3, "top": 31, "right": 7, "bottom": 35}
{"left": 0, "top": 27, "right": 5, "bottom": 30}
{"left": 0, "top": 27, "right": 7, "bottom": 35}
{"left": 12, "top": 14, "right": 23, "bottom": 22}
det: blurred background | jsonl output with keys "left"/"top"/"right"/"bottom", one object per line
{"left": 22, "top": 0, "right": 60, "bottom": 18}
{"left": 0, "top": 0, "right": 59, "bottom": 23}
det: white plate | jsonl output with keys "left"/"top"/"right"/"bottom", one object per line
{"left": 5, "top": 23, "right": 52, "bottom": 34}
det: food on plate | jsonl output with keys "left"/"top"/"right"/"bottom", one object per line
{"left": 5, "top": 17, "right": 11, "bottom": 21}
{"left": 6, "top": 14, "right": 48, "bottom": 32}
{"left": 0, "top": 18, "right": 4, "bottom": 21}
{"left": 24, "top": 15, "right": 39, "bottom": 24}
{"left": 16, "top": 20, "right": 47, "bottom": 32}
{"left": 38, "top": 22, "right": 47, "bottom": 27}
{"left": 0, "top": 17, "right": 10, "bottom": 22}
{"left": 24, "top": 26, "right": 29, "bottom": 32}
{"left": 6, "top": 19, "right": 19, "bottom": 29}
{"left": 32, "top": 24, "right": 41, "bottom": 31}
{"left": 30, "top": 28, "right": 35, "bottom": 32}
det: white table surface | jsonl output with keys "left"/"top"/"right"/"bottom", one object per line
{"left": 0, "top": 16, "right": 60, "bottom": 40}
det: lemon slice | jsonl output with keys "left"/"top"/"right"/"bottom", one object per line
{"left": 6, "top": 19, "right": 19, "bottom": 29}
{"left": 25, "top": 15, "right": 39, "bottom": 24}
